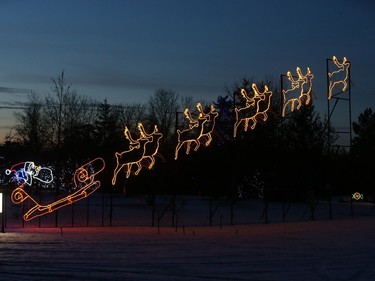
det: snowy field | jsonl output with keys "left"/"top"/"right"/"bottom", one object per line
{"left": 0, "top": 195, "right": 375, "bottom": 280}
{"left": 1, "top": 217, "right": 375, "bottom": 280}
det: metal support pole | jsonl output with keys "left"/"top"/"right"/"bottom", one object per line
{"left": 86, "top": 197, "right": 90, "bottom": 227}
{"left": 1, "top": 192, "right": 5, "bottom": 233}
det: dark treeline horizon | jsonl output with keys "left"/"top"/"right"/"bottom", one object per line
{"left": 0, "top": 71, "right": 374, "bottom": 210}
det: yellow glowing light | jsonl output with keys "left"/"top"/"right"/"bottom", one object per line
{"left": 138, "top": 123, "right": 163, "bottom": 169}
{"left": 174, "top": 103, "right": 218, "bottom": 160}
{"left": 112, "top": 123, "right": 163, "bottom": 184}
{"left": 234, "top": 83, "right": 273, "bottom": 137}
{"left": 11, "top": 157, "right": 105, "bottom": 221}
{"left": 352, "top": 192, "right": 363, "bottom": 201}
{"left": 328, "top": 56, "right": 350, "bottom": 100}
{"left": 282, "top": 67, "right": 314, "bottom": 117}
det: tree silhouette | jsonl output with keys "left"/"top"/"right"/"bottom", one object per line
{"left": 147, "top": 88, "right": 179, "bottom": 150}
{"left": 13, "top": 92, "right": 48, "bottom": 153}
{"left": 351, "top": 107, "right": 375, "bottom": 196}
{"left": 94, "top": 99, "right": 120, "bottom": 148}
{"left": 352, "top": 107, "right": 375, "bottom": 160}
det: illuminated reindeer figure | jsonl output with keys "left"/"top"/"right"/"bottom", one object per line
{"left": 112, "top": 123, "right": 163, "bottom": 184}
{"left": 328, "top": 56, "right": 350, "bottom": 99}
{"left": 250, "top": 83, "right": 273, "bottom": 126}
{"left": 282, "top": 69, "right": 302, "bottom": 117}
{"left": 234, "top": 83, "right": 273, "bottom": 137}
{"left": 298, "top": 67, "right": 314, "bottom": 107}
{"left": 138, "top": 123, "right": 163, "bottom": 169}
{"left": 197, "top": 104, "right": 218, "bottom": 146}
{"left": 282, "top": 67, "right": 314, "bottom": 117}
{"left": 174, "top": 103, "right": 212, "bottom": 160}
{"left": 234, "top": 88, "right": 257, "bottom": 137}
{"left": 112, "top": 126, "right": 152, "bottom": 184}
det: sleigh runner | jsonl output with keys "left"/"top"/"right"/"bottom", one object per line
{"left": 10, "top": 157, "right": 105, "bottom": 221}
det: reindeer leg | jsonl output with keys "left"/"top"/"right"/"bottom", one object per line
{"left": 175, "top": 142, "right": 184, "bottom": 160}
{"left": 125, "top": 164, "right": 132, "bottom": 178}
{"left": 305, "top": 95, "right": 311, "bottom": 105}
{"left": 147, "top": 156, "right": 155, "bottom": 169}
{"left": 250, "top": 117, "right": 257, "bottom": 130}
{"left": 193, "top": 139, "right": 200, "bottom": 151}
{"left": 112, "top": 163, "right": 125, "bottom": 185}
{"left": 134, "top": 162, "right": 142, "bottom": 175}
{"left": 297, "top": 98, "right": 302, "bottom": 110}
{"left": 290, "top": 101, "right": 295, "bottom": 112}
{"left": 328, "top": 82, "right": 334, "bottom": 99}
{"left": 186, "top": 141, "right": 191, "bottom": 155}
{"left": 263, "top": 112, "right": 268, "bottom": 121}
{"left": 234, "top": 121, "right": 239, "bottom": 137}
{"left": 282, "top": 104, "right": 287, "bottom": 117}
{"left": 205, "top": 134, "right": 212, "bottom": 146}
{"left": 342, "top": 80, "right": 348, "bottom": 91}
{"left": 244, "top": 119, "right": 249, "bottom": 131}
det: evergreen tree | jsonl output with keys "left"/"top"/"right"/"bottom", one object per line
{"left": 351, "top": 107, "right": 375, "bottom": 196}
{"left": 352, "top": 107, "right": 375, "bottom": 160}
{"left": 94, "top": 99, "right": 120, "bottom": 148}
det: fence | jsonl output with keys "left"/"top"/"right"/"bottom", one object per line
{"left": 2, "top": 191, "right": 374, "bottom": 230}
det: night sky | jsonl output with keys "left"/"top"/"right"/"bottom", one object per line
{"left": 0, "top": 0, "right": 374, "bottom": 140}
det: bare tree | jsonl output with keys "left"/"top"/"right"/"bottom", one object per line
{"left": 178, "top": 95, "right": 196, "bottom": 129}
{"left": 44, "top": 71, "right": 97, "bottom": 150}
{"left": 44, "top": 71, "right": 71, "bottom": 148}
{"left": 118, "top": 102, "right": 147, "bottom": 132}
{"left": 147, "top": 89, "right": 180, "bottom": 144}
{"left": 13, "top": 92, "right": 49, "bottom": 152}
{"left": 61, "top": 92, "right": 97, "bottom": 148}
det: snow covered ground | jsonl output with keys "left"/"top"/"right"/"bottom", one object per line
{"left": 0, "top": 218, "right": 375, "bottom": 280}
{"left": 0, "top": 197, "right": 374, "bottom": 280}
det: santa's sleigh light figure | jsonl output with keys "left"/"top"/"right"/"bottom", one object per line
{"left": 7, "top": 158, "right": 105, "bottom": 221}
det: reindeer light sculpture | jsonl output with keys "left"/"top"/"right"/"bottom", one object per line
{"left": 234, "top": 83, "right": 273, "bottom": 137}
{"left": 174, "top": 103, "right": 218, "bottom": 160}
{"left": 282, "top": 67, "right": 314, "bottom": 117}
{"left": 112, "top": 123, "right": 163, "bottom": 184}
{"left": 328, "top": 56, "right": 350, "bottom": 100}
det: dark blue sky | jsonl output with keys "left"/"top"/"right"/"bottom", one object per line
{"left": 0, "top": 0, "right": 374, "bottom": 140}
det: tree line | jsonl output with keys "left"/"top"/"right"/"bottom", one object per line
{"left": 1, "top": 71, "right": 374, "bottom": 203}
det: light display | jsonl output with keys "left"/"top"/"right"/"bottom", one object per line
{"left": 174, "top": 103, "right": 218, "bottom": 160}
{"left": 352, "top": 192, "right": 363, "bottom": 201}
{"left": 10, "top": 157, "right": 105, "bottom": 221}
{"left": 328, "top": 56, "right": 350, "bottom": 100}
{"left": 234, "top": 83, "right": 273, "bottom": 137}
{"left": 112, "top": 123, "right": 163, "bottom": 184}
{"left": 2, "top": 55, "right": 353, "bottom": 224}
{"left": 6, "top": 161, "right": 53, "bottom": 186}
{"left": 282, "top": 67, "right": 314, "bottom": 117}
{"left": 138, "top": 123, "right": 163, "bottom": 170}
